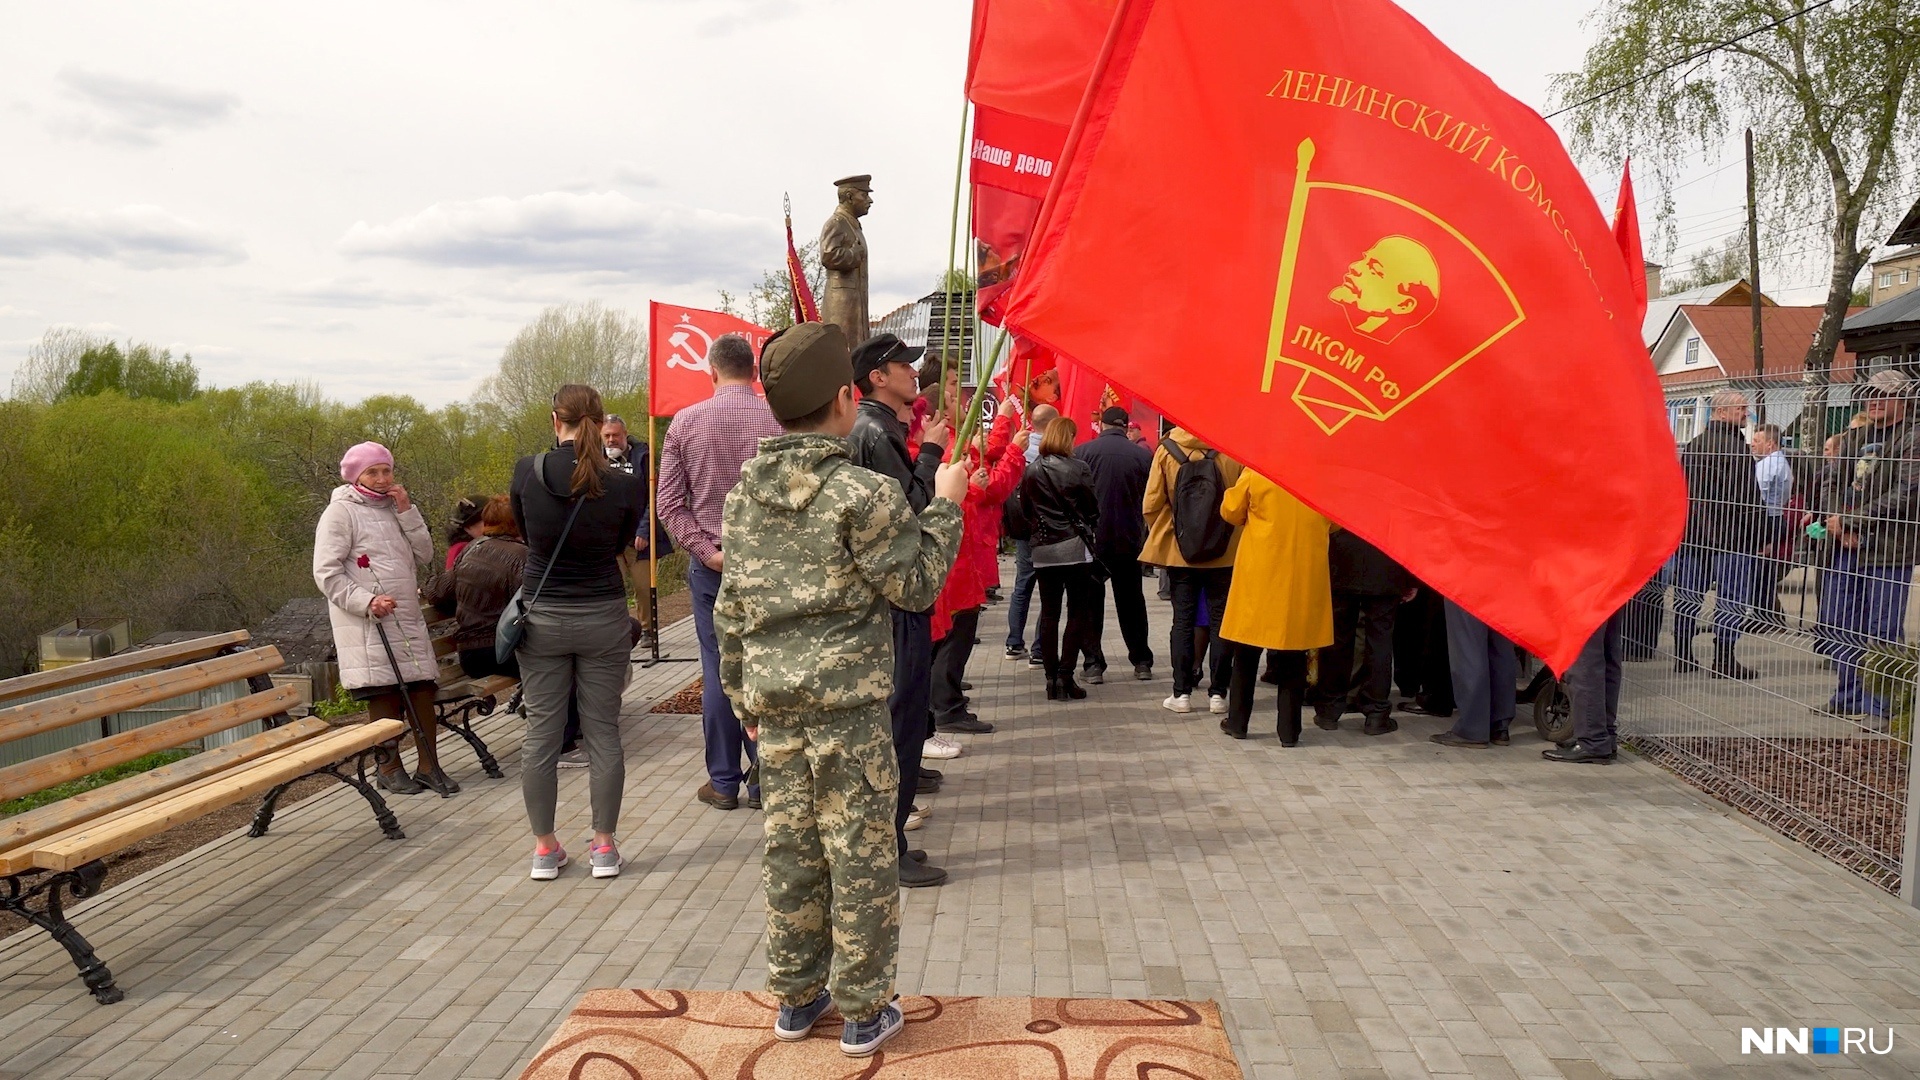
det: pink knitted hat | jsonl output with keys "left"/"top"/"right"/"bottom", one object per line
{"left": 339, "top": 441, "right": 393, "bottom": 483}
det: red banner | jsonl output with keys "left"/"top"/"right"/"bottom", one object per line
{"left": 999, "top": 0, "right": 1685, "bottom": 671}
{"left": 1613, "top": 160, "right": 1648, "bottom": 322}
{"left": 647, "top": 302, "right": 771, "bottom": 418}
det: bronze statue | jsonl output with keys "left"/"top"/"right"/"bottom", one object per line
{"left": 819, "top": 175, "right": 872, "bottom": 347}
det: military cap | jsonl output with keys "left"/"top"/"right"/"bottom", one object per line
{"left": 759, "top": 322, "right": 853, "bottom": 421}
{"left": 834, "top": 174, "right": 873, "bottom": 190}
{"left": 851, "top": 332, "right": 924, "bottom": 386}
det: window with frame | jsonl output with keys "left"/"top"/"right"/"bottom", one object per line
{"left": 1883, "top": 273, "right": 1897, "bottom": 288}
{"left": 1685, "top": 337, "right": 1701, "bottom": 365}
{"left": 1903, "top": 269, "right": 1913, "bottom": 284}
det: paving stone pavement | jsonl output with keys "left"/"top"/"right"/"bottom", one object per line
{"left": 5, "top": 576, "right": 1920, "bottom": 1079}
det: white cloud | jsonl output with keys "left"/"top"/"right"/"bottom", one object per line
{"left": 278, "top": 276, "right": 441, "bottom": 309}
{"left": 0, "top": 304, "right": 38, "bottom": 318}
{"left": 0, "top": 204, "right": 246, "bottom": 268}
{"left": 54, "top": 69, "right": 240, "bottom": 146}
{"left": 337, "top": 191, "right": 777, "bottom": 281}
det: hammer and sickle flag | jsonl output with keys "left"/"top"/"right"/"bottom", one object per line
{"left": 999, "top": 0, "right": 1684, "bottom": 671}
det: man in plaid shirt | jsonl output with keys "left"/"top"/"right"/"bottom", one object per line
{"left": 657, "top": 333, "right": 784, "bottom": 811}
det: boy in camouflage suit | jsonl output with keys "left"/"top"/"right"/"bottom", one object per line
{"left": 713, "top": 322, "right": 965, "bottom": 1057}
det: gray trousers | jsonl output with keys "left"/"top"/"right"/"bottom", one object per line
{"left": 518, "top": 596, "right": 631, "bottom": 835}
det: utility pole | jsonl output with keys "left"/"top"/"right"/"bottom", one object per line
{"left": 1747, "top": 128, "right": 1764, "bottom": 388}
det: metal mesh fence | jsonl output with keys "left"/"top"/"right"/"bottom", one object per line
{"left": 1621, "top": 370, "right": 1915, "bottom": 894}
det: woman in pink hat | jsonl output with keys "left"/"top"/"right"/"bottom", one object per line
{"left": 313, "top": 440, "right": 455, "bottom": 796}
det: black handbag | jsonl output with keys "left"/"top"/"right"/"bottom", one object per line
{"left": 496, "top": 452, "right": 585, "bottom": 664}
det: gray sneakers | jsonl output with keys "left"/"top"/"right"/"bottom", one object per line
{"left": 590, "top": 841, "right": 623, "bottom": 879}
{"left": 530, "top": 846, "right": 568, "bottom": 881}
{"left": 557, "top": 748, "right": 589, "bottom": 769}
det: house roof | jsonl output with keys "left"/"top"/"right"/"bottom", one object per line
{"left": 1889, "top": 197, "right": 1920, "bottom": 247}
{"left": 1844, "top": 286, "right": 1920, "bottom": 333}
{"left": 1642, "top": 279, "right": 1762, "bottom": 347}
{"left": 1660, "top": 305, "right": 1860, "bottom": 386}
{"left": 1870, "top": 245, "right": 1920, "bottom": 267}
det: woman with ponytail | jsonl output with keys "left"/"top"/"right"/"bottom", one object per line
{"left": 509, "top": 384, "right": 643, "bottom": 881}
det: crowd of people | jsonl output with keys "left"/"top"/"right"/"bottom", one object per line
{"left": 310, "top": 327, "right": 1639, "bottom": 1055}
{"left": 1633, "top": 372, "right": 1920, "bottom": 724}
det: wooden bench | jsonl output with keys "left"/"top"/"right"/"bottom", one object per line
{"left": 423, "top": 606, "right": 516, "bottom": 780}
{"left": 0, "top": 632, "right": 407, "bottom": 1004}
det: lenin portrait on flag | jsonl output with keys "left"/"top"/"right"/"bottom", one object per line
{"left": 1330, "top": 235, "right": 1441, "bottom": 344}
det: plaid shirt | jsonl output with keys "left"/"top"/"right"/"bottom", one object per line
{"left": 656, "top": 384, "right": 783, "bottom": 565}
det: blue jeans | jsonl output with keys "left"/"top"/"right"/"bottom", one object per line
{"left": 1828, "top": 552, "right": 1914, "bottom": 717}
{"left": 1671, "top": 546, "right": 1751, "bottom": 657}
{"left": 1004, "top": 539, "right": 1037, "bottom": 650}
{"left": 690, "top": 561, "right": 757, "bottom": 798}
{"left": 1443, "top": 600, "right": 1517, "bottom": 742}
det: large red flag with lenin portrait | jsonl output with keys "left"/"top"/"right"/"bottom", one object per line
{"left": 999, "top": 0, "right": 1685, "bottom": 672}
{"left": 647, "top": 302, "right": 772, "bottom": 417}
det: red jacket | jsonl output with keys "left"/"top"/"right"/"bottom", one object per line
{"left": 932, "top": 432, "right": 1025, "bottom": 640}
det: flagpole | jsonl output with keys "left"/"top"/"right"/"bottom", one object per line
{"left": 647, "top": 412, "right": 661, "bottom": 664}
{"left": 939, "top": 96, "right": 970, "bottom": 417}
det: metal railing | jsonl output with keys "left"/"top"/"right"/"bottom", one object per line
{"left": 1622, "top": 372, "right": 1918, "bottom": 897}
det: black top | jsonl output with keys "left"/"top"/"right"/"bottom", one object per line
{"left": 849, "top": 398, "right": 943, "bottom": 514}
{"left": 1075, "top": 428, "right": 1153, "bottom": 560}
{"left": 1020, "top": 454, "right": 1100, "bottom": 549}
{"left": 1679, "top": 420, "right": 1766, "bottom": 553}
{"left": 1820, "top": 418, "right": 1920, "bottom": 567}
{"left": 1328, "top": 531, "right": 1413, "bottom": 596}
{"left": 510, "top": 443, "right": 642, "bottom": 603}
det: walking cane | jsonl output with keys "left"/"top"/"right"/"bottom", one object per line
{"left": 374, "top": 619, "right": 450, "bottom": 799}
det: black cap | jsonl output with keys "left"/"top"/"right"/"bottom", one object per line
{"left": 851, "top": 333, "right": 924, "bottom": 385}
{"left": 1101, "top": 406, "right": 1130, "bottom": 427}
{"left": 759, "top": 322, "right": 853, "bottom": 421}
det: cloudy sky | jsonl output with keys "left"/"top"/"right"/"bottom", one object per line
{"left": 0, "top": 0, "right": 1812, "bottom": 405}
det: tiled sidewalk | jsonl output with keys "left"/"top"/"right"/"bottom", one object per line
{"left": 4, "top": 583, "right": 1920, "bottom": 1078}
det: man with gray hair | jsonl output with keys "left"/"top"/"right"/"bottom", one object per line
{"left": 1748, "top": 422, "right": 1793, "bottom": 632}
{"left": 1671, "top": 388, "right": 1764, "bottom": 679}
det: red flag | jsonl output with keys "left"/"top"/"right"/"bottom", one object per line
{"left": 1613, "top": 160, "right": 1648, "bottom": 322}
{"left": 1000, "top": 0, "right": 1684, "bottom": 672}
{"left": 785, "top": 199, "right": 819, "bottom": 325}
{"left": 967, "top": 0, "right": 1120, "bottom": 324}
{"left": 647, "top": 302, "right": 772, "bottom": 418}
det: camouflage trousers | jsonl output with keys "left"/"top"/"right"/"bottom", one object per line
{"left": 759, "top": 701, "right": 901, "bottom": 1024}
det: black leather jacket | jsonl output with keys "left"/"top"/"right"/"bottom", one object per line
{"left": 1019, "top": 454, "right": 1100, "bottom": 550}
{"left": 848, "top": 398, "right": 943, "bottom": 513}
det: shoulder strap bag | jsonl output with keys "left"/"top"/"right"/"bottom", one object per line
{"left": 496, "top": 451, "right": 586, "bottom": 664}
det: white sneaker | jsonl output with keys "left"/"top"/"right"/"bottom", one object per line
{"left": 905, "top": 804, "right": 927, "bottom": 831}
{"left": 1209, "top": 695, "right": 1228, "bottom": 715}
{"left": 1162, "top": 694, "right": 1192, "bottom": 714}
{"left": 923, "top": 734, "right": 963, "bottom": 760}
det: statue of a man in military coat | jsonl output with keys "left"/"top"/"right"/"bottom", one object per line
{"left": 819, "top": 175, "right": 872, "bottom": 348}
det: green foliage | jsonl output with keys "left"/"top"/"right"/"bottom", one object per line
{"left": 718, "top": 241, "right": 826, "bottom": 333}
{"left": 1555, "top": 0, "right": 1920, "bottom": 372}
{"left": 0, "top": 749, "right": 193, "bottom": 817}
{"left": 60, "top": 342, "right": 199, "bottom": 403}
{"left": 1862, "top": 643, "right": 1916, "bottom": 746}
{"left": 311, "top": 684, "right": 365, "bottom": 720}
{"left": 0, "top": 303, "right": 675, "bottom": 677}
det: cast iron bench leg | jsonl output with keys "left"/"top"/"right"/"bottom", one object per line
{"left": 443, "top": 702, "right": 504, "bottom": 779}
{"left": 4, "top": 864, "right": 124, "bottom": 1004}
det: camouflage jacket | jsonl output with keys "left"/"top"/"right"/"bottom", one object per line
{"left": 715, "top": 432, "right": 962, "bottom": 722}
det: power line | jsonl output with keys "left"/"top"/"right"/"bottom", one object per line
{"left": 1546, "top": 0, "right": 1842, "bottom": 119}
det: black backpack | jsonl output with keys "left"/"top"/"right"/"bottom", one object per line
{"left": 1161, "top": 437, "right": 1232, "bottom": 563}
{"left": 1002, "top": 489, "right": 1032, "bottom": 542}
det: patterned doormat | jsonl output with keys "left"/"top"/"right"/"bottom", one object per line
{"left": 518, "top": 989, "right": 1244, "bottom": 1079}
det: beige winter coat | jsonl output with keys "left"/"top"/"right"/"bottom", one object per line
{"left": 313, "top": 484, "right": 438, "bottom": 689}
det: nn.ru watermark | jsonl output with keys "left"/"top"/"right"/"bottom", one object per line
{"left": 1741, "top": 1027, "right": 1895, "bottom": 1055}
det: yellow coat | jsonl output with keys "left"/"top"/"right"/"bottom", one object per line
{"left": 1218, "top": 470, "right": 1334, "bottom": 651}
